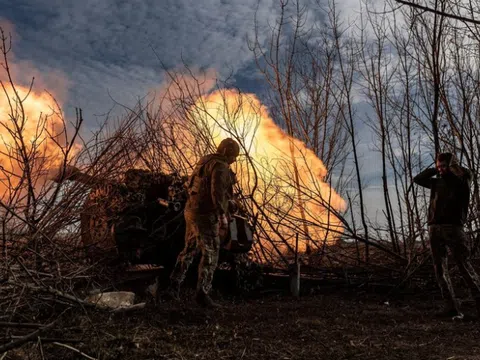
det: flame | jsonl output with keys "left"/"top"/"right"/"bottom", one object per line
{"left": 189, "top": 89, "right": 347, "bottom": 254}
{"left": 0, "top": 83, "right": 78, "bottom": 199}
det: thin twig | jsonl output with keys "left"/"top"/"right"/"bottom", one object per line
{"left": 395, "top": 0, "right": 480, "bottom": 25}
{"left": 0, "top": 319, "right": 55, "bottom": 353}
{"left": 52, "top": 341, "right": 98, "bottom": 360}
{"left": 0, "top": 321, "right": 43, "bottom": 329}
{"left": 1, "top": 336, "right": 83, "bottom": 344}
{"left": 7, "top": 280, "right": 97, "bottom": 308}
{"left": 37, "top": 336, "right": 45, "bottom": 360}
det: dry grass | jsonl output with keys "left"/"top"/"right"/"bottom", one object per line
{"left": 3, "top": 285, "right": 480, "bottom": 360}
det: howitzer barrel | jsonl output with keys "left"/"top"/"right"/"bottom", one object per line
{"left": 48, "top": 165, "right": 101, "bottom": 187}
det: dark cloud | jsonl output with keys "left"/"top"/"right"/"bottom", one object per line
{"left": 0, "top": 0, "right": 280, "bottom": 122}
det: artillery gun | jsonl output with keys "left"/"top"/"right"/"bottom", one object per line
{"left": 50, "top": 166, "right": 258, "bottom": 285}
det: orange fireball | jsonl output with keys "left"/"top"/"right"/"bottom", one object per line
{"left": 0, "top": 83, "right": 78, "bottom": 198}
{"left": 189, "top": 89, "right": 346, "bottom": 253}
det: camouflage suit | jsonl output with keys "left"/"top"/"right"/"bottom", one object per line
{"left": 414, "top": 155, "right": 480, "bottom": 313}
{"left": 428, "top": 225, "right": 480, "bottom": 309}
{"left": 170, "top": 153, "right": 234, "bottom": 296}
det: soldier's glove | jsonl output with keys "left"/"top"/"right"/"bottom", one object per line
{"left": 219, "top": 214, "right": 229, "bottom": 229}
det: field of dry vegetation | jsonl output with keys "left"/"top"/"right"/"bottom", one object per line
{"left": 4, "top": 283, "right": 480, "bottom": 360}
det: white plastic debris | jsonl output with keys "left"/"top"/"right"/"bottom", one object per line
{"left": 86, "top": 291, "right": 135, "bottom": 309}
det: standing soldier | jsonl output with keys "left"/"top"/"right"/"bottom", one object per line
{"left": 162, "top": 138, "right": 240, "bottom": 308}
{"left": 414, "top": 152, "right": 480, "bottom": 319}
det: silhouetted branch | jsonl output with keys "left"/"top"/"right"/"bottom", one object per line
{"left": 395, "top": 0, "right": 480, "bottom": 25}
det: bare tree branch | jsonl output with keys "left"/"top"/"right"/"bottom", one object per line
{"left": 395, "top": 0, "right": 480, "bottom": 25}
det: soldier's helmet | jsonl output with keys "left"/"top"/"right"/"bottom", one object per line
{"left": 217, "top": 138, "right": 240, "bottom": 158}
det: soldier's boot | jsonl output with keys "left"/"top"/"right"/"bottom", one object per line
{"left": 435, "top": 300, "right": 463, "bottom": 319}
{"left": 195, "top": 291, "right": 222, "bottom": 309}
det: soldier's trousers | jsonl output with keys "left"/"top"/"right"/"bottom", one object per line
{"left": 170, "top": 212, "right": 220, "bottom": 295}
{"left": 429, "top": 224, "right": 480, "bottom": 309}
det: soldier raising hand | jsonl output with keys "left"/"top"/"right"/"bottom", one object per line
{"left": 414, "top": 152, "right": 480, "bottom": 319}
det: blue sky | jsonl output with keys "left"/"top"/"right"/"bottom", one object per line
{"left": 0, "top": 0, "right": 394, "bottom": 222}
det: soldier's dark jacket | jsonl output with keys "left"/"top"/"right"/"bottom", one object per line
{"left": 185, "top": 153, "right": 235, "bottom": 216}
{"left": 413, "top": 166, "right": 472, "bottom": 226}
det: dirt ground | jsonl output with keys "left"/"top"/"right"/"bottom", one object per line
{"left": 6, "top": 286, "right": 480, "bottom": 360}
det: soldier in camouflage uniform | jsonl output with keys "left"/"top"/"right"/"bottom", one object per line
{"left": 414, "top": 152, "right": 480, "bottom": 318}
{"left": 165, "top": 138, "right": 240, "bottom": 308}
